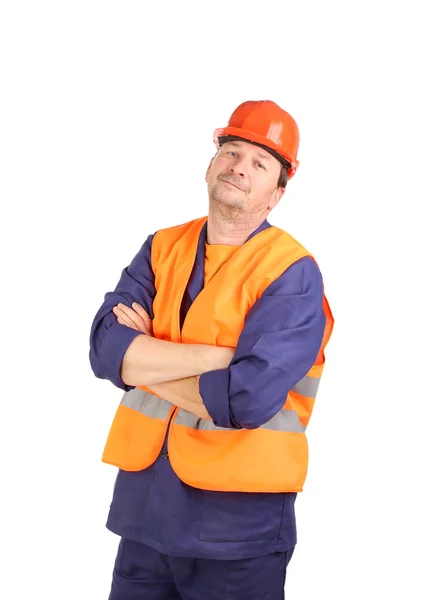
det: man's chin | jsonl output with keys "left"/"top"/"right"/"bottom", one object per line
{"left": 214, "top": 195, "right": 243, "bottom": 209}
{"left": 209, "top": 184, "right": 244, "bottom": 207}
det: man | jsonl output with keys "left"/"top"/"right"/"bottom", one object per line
{"left": 89, "top": 99, "right": 334, "bottom": 599}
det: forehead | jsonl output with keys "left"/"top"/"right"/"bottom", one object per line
{"left": 221, "top": 139, "right": 277, "bottom": 163}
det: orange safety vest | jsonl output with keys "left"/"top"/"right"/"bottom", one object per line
{"left": 102, "top": 217, "right": 334, "bottom": 493}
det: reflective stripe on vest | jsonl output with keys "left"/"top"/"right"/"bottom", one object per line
{"left": 292, "top": 374, "right": 320, "bottom": 398}
{"left": 175, "top": 407, "right": 306, "bottom": 433}
{"left": 120, "top": 388, "right": 308, "bottom": 433}
{"left": 121, "top": 387, "right": 174, "bottom": 420}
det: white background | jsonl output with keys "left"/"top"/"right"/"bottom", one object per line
{"left": 1, "top": 1, "right": 430, "bottom": 598}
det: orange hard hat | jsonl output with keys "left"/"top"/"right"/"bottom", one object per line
{"left": 213, "top": 100, "right": 300, "bottom": 180}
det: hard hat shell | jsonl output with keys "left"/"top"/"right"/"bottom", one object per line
{"left": 213, "top": 100, "right": 300, "bottom": 180}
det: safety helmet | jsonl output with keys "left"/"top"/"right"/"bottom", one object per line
{"left": 213, "top": 100, "right": 300, "bottom": 180}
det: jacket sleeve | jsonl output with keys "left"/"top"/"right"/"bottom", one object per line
{"left": 199, "top": 256, "right": 326, "bottom": 429}
{"left": 89, "top": 234, "right": 156, "bottom": 391}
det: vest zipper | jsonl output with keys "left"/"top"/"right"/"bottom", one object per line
{"left": 157, "top": 405, "right": 178, "bottom": 460}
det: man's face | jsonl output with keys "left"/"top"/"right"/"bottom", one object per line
{"left": 205, "top": 139, "right": 285, "bottom": 218}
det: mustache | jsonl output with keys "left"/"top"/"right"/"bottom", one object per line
{"left": 217, "top": 174, "right": 250, "bottom": 193}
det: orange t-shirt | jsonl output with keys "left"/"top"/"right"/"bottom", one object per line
{"left": 204, "top": 243, "right": 240, "bottom": 287}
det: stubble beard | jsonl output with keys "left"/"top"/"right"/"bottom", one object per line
{"left": 208, "top": 178, "right": 252, "bottom": 226}
{"left": 208, "top": 181, "right": 270, "bottom": 228}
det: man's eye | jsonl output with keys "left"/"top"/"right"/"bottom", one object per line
{"left": 227, "top": 151, "right": 238, "bottom": 156}
{"left": 257, "top": 163, "right": 265, "bottom": 170}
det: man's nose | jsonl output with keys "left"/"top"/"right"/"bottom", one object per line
{"left": 229, "top": 156, "right": 248, "bottom": 177}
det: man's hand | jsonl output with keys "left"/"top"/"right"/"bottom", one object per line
{"left": 113, "top": 302, "right": 153, "bottom": 336}
{"left": 150, "top": 375, "right": 212, "bottom": 420}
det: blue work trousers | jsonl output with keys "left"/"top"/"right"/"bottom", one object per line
{"left": 108, "top": 538, "right": 294, "bottom": 600}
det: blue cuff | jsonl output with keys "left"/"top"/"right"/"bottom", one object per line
{"left": 101, "top": 324, "right": 143, "bottom": 391}
{"left": 199, "top": 369, "right": 241, "bottom": 429}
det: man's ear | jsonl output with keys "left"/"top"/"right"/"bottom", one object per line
{"left": 268, "top": 186, "right": 285, "bottom": 210}
{"left": 205, "top": 157, "right": 215, "bottom": 183}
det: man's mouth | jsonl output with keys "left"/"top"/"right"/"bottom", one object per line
{"left": 219, "top": 177, "right": 244, "bottom": 191}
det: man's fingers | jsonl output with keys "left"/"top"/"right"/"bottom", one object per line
{"left": 132, "top": 303, "right": 153, "bottom": 333}
{"left": 114, "top": 304, "right": 144, "bottom": 332}
{"left": 118, "top": 303, "right": 147, "bottom": 330}
{"left": 113, "top": 307, "right": 140, "bottom": 331}
{"left": 114, "top": 303, "right": 152, "bottom": 335}
{"left": 116, "top": 314, "right": 137, "bottom": 330}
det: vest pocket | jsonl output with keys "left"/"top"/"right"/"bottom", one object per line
{"left": 198, "top": 490, "right": 285, "bottom": 542}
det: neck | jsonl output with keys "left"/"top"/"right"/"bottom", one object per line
{"left": 206, "top": 210, "right": 267, "bottom": 246}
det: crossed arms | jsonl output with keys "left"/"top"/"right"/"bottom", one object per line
{"left": 113, "top": 301, "right": 234, "bottom": 420}
{"left": 89, "top": 234, "right": 326, "bottom": 429}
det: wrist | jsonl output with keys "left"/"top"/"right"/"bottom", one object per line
{"left": 207, "top": 346, "right": 234, "bottom": 371}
